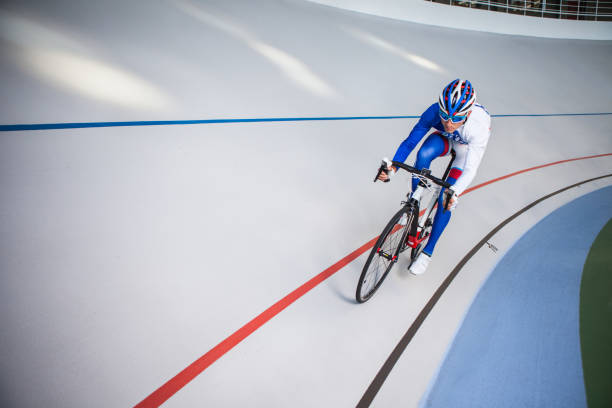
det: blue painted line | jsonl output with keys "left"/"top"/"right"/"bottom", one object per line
{"left": 493, "top": 112, "right": 612, "bottom": 118}
{"left": 0, "top": 116, "right": 417, "bottom": 132}
{"left": 1, "top": 112, "right": 611, "bottom": 132}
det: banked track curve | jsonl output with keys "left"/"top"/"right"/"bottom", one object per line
{"left": 136, "top": 153, "right": 612, "bottom": 408}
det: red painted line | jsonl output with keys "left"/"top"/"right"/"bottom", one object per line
{"left": 135, "top": 152, "right": 611, "bottom": 407}
{"left": 135, "top": 236, "right": 379, "bottom": 408}
{"left": 462, "top": 153, "right": 612, "bottom": 195}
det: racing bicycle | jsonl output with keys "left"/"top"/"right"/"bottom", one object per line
{"left": 356, "top": 153, "right": 456, "bottom": 303}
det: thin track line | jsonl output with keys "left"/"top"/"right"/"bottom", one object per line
{"left": 2, "top": 116, "right": 416, "bottom": 131}
{"left": 134, "top": 152, "right": 612, "bottom": 407}
{"left": 2, "top": 112, "right": 611, "bottom": 131}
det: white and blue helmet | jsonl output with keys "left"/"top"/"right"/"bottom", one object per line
{"left": 438, "top": 79, "right": 476, "bottom": 118}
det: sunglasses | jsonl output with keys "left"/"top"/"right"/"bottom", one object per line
{"left": 439, "top": 111, "right": 467, "bottom": 123}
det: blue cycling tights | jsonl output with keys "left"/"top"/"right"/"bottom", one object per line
{"left": 412, "top": 133, "right": 458, "bottom": 257}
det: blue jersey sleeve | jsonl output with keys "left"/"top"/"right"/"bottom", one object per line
{"left": 392, "top": 103, "right": 439, "bottom": 164}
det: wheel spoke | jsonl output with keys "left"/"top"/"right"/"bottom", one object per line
{"left": 357, "top": 210, "right": 414, "bottom": 301}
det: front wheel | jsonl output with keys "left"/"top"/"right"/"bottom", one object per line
{"left": 356, "top": 207, "right": 415, "bottom": 303}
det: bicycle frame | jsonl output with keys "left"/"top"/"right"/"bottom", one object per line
{"left": 402, "top": 150, "right": 456, "bottom": 250}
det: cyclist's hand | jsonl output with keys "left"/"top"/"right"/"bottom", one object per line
{"left": 445, "top": 191, "right": 458, "bottom": 210}
{"left": 377, "top": 168, "right": 395, "bottom": 182}
{"left": 377, "top": 158, "right": 396, "bottom": 182}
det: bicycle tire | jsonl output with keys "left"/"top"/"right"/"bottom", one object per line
{"left": 356, "top": 207, "right": 415, "bottom": 303}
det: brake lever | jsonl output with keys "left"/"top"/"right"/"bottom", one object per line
{"left": 373, "top": 163, "right": 390, "bottom": 183}
{"left": 443, "top": 188, "right": 455, "bottom": 211}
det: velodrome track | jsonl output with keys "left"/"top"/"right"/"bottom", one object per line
{"left": 1, "top": 1, "right": 611, "bottom": 407}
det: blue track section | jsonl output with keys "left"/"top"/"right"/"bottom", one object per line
{"left": 1, "top": 113, "right": 611, "bottom": 132}
{"left": 421, "top": 186, "right": 612, "bottom": 408}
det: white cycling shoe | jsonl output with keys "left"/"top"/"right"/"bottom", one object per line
{"left": 409, "top": 253, "right": 431, "bottom": 275}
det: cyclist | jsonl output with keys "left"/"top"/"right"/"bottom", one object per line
{"left": 377, "top": 79, "right": 491, "bottom": 275}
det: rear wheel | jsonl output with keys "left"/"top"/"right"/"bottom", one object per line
{"left": 356, "top": 207, "right": 415, "bottom": 303}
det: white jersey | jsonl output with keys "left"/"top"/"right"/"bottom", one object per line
{"left": 447, "top": 104, "right": 491, "bottom": 195}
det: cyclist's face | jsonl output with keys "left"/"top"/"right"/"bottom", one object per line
{"left": 440, "top": 112, "right": 469, "bottom": 133}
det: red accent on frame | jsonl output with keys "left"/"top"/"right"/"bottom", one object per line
{"left": 407, "top": 231, "right": 429, "bottom": 248}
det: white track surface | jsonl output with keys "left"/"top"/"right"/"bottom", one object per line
{"left": 1, "top": 1, "right": 612, "bottom": 407}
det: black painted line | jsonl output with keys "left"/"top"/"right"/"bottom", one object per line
{"left": 356, "top": 173, "right": 612, "bottom": 408}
